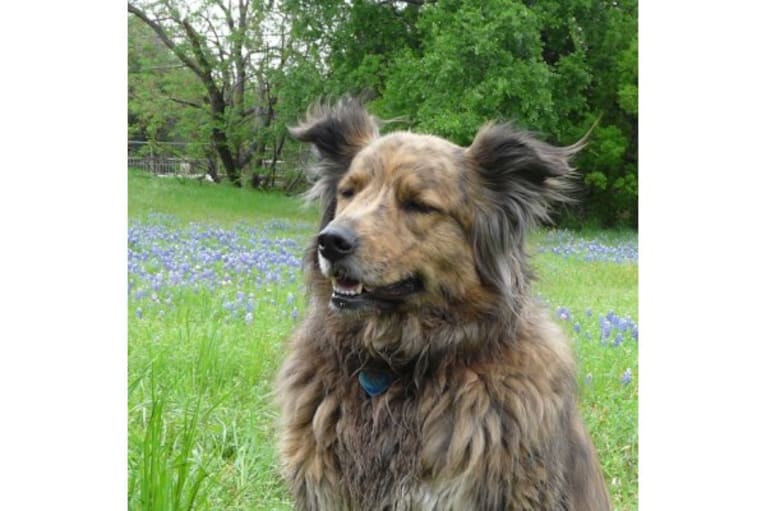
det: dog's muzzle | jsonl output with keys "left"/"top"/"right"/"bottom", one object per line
{"left": 316, "top": 226, "right": 423, "bottom": 311}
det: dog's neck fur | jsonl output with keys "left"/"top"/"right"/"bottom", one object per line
{"left": 303, "top": 243, "right": 533, "bottom": 383}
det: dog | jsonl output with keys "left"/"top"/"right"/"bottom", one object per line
{"left": 276, "top": 97, "right": 611, "bottom": 510}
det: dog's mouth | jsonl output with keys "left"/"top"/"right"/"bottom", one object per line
{"left": 330, "top": 274, "right": 423, "bottom": 311}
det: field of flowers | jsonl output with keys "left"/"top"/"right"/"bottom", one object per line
{"left": 128, "top": 173, "right": 638, "bottom": 510}
{"left": 129, "top": 213, "right": 307, "bottom": 325}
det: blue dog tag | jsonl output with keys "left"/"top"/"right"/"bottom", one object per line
{"left": 358, "top": 369, "right": 393, "bottom": 397}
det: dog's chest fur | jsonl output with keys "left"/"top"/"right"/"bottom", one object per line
{"left": 277, "top": 312, "right": 578, "bottom": 511}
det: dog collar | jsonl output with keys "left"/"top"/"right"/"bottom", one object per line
{"left": 358, "top": 369, "right": 393, "bottom": 397}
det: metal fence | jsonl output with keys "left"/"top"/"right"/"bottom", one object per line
{"left": 128, "top": 139, "right": 310, "bottom": 191}
{"left": 128, "top": 140, "right": 209, "bottom": 176}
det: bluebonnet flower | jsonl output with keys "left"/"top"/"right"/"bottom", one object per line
{"left": 135, "top": 308, "right": 142, "bottom": 319}
{"left": 621, "top": 368, "right": 632, "bottom": 385}
{"left": 585, "top": 308, "right": 593, "bottom": 317}
{"left": 537, "top": 229, "right": 637, "bottom": 263}
{"left": 245, "top": 312, "right": 253, "bottom": 324}
{"left": 584, "top": 373, "right": 593, "bottom": 386}
{"left": 573, "top": 322, "right": 581, "bottom": 334}
{"left": 128, "top": 214, "right": 306, "bottom": 323}
{"left": 556, "top": 307, "right": 571, "bottom": 321}
{"left": 616, "top": 318, "right": 629, "bottom": 332}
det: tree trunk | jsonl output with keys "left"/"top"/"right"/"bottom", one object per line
{"left": 270, "top": 132, "right": 286, "bottom": 189}
{"left": 209, "top": 93, "right": 241, "bottom": 186}
{"left": 206, "top": 148, "right": 220, "bottom": 183}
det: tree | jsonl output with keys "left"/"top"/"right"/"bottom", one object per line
{"left": 129, "top": 15, "right": 218, "bottom": 175}
{"left": 378, "top": 0, "right": 556, "bottom": 144}
{"left": 128, "top": 0, "right": 293, "bottom": 186}
{"left": 538, "top": 0, "right": 637, "bottom": 226}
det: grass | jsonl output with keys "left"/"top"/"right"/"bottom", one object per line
{"left": 128, "top": 170, "right": 638, "bottom": 510}
{"left": 128, "top": 169, "right": 318, "bottom": 226}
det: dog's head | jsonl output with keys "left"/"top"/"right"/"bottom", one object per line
{"left": 291, "top": 97, "right": 581, "bottom": 317}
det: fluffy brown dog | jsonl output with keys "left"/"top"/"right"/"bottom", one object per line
{"left": 276, "top": 97, "right": 611, "bottom": 510}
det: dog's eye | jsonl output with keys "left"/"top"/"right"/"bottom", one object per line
{"left": 339, "top": 188, "right": 355, "bottom": 199}
{"left": 402, "top": 199, "right": 437, "bottom": 214}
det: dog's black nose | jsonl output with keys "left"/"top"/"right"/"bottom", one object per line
{"left": 318, "top": 226, "right": 357, "bottom": 262}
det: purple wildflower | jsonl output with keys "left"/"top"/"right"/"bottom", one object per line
{"left": 539, "top": 229, "right": 637, "bottom": 263}
{"left": 621, "top": 368, "right": 632, "bottom": 385}
{"left": 616, "top": 318, "right": 629, "bottom": 332}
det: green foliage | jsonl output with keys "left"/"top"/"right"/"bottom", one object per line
{"left": 377, "top": 1, "right": 556, "bottom": 144}
{"left": 128, "top": 16, "right": 212, "bottom": 154}
{"left": 617, "top": 35, "right": 639, "bottom": 116}
{"left": 576, "top": 125, "right": 637, "bottom": 225}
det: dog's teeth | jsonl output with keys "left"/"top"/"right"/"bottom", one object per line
{"left": 331, "top": 279, "right": 363, "bottom": 296}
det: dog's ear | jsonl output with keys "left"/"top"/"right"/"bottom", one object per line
{"left": 466, "top": 122, "right": 584, "bottom": 297}
{"left": 290, "top": 96, "right": 379, "bottom": 227}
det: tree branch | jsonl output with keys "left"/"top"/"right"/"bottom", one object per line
{"left": 213, "top": 0, "right": 235, "bottom": 31}
{"left": 178, "top": 17, "right": 225, "bottom": 104}
{"left": 127, "top": 2, "right": 205, "bottom": 80}
{"left": 199, "top": 12, "right": 231, "bottom": 91}
{"left": 166, "top": 96, "right": 205, "bottom": 109}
